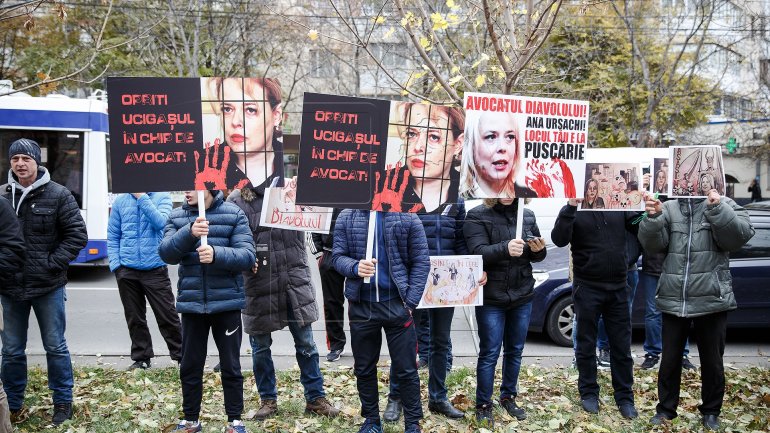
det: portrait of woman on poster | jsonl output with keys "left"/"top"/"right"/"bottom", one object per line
{"left": 459, "top": 110, "right": 536, "bottom": 199}
{"left": 372, "top": 102, "right": 464, "bottom": 213}
{"left": 653, "top": 168, "right": 668, "bottom": 195}
{"left": 580, "top": 178, "right": 605, "bottom": 209}
{"left": 699, "top": 172, "right": 717, "bottom": 196}
{"left": 200, "top": 77, "right": 284, "bottom": 190}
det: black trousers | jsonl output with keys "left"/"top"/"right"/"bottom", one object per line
{"left": 116, "top": 266, "right": 182, "bottom": 361}
{"left": 349, "top": 299, "right": 423, "bottom": 427}
{"left": 573, "top": 282, "right": 634, "bottom": 406}
{"left": 180, "top": 311, "right": 243, "bottom": 422}
{"left": 319, "top": 253, "right": 346, "bottom": 352}
{"left": 657, "top": 311, "right": 727, "bottom": 418}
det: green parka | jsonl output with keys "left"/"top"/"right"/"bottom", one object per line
{"left": 638, "top": 197, "right": 754, "bottom": 318}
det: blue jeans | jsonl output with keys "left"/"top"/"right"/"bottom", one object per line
{"left": 475, "top": 302, "right": 532, "bottom": 407}
{"left": 1, "top": 288, "right": 74, "bottom": 410}
{"left": 597, "top": 270, "right": 638, "bottom": 350}
{"left": 250, "top": 307, "right": 325, "bottom": 402}
{"left": 640, "top": 272, "right": 689, "bottom": 357}
{"left": 390, "top": 307, "right": 454, "bottom": 402}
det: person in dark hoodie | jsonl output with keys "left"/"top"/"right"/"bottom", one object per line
{"left": 1, "top": 138, "right": 87, "bottom": 426}
{"left": 0, "top": 196, "right": 24, "bottom": 432}
{"left": 159, "top": 189, "right": 255, "bottom": 433}
{"left": 551, "top": 197, "right": 639, "bottom": 420}
{"left": 463, "top": 198, "right": 545, "bottom": 426}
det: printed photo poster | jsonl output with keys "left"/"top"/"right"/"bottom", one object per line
{"left": 580, "top": 162, "right": 644, "bottom": 211}
{"left": 460, "top": 92, "right": 589, "bottom": 199}
{"left": 669, "top": 145, "right": 725, "bottom": 198}
{"left": 106, "top": 77, "right": 284, "bottom": 193}
{"left": 372, "top": 102, "right": 464, "bottom": 213}
{"left": 651, "top": 157, "right": 670, "bottom": 196}
{"left": 418, "top": 255, "right": 484, "bottom": 309}
{"left": 295, "top": 92, "right": 389, "bottom": 209}
{"left": 258, "top": 177, "right": 334, "bottom": 233}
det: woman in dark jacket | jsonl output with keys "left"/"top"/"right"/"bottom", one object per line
{"left": 463, "top": 198, "right": 546, "bottom": 427}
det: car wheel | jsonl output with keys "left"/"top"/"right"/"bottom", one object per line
{"left": 545, "top": 296, "right": 574, "bottom": 347}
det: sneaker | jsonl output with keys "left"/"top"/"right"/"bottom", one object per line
{"left": 570, "top": 356, "right": 577, "bottom": 369}
{"left": 597, "top": 349, "right": 611, "bottom": 369}
{"left": 357, "top": 419, "right": 383, "bottom": 433}
{"left": 640, "top": 354, "right": 660, "bottom": 370}
{"left": 475, "top": 403, "right": 494, "bottom": 427}
{"left": 171, "top": 420, "right": 202, "bottom": 432}
{"left": 581, "top": 398, "right": 599, "bottom": 414}
{"left": 253, "top": 399, "right": 277, "bottom": 419}
{"left": 128, "top": 359, "right": 151, "bottom": 370}
{"left": 682, "top": 356, "right": 697, "bottom": 371}
{"left": 618, "top": 404, "right": 638, "bottom": 420}
{"left": 225, "top": 420, "right": 248, "bottom": 433}
{"left": 305, "top": 397, "right": 341, "bottom": 417}
{"left": 650, "top": 412, "right": 671, "bottom": 425}
{"left": 52, "top": 402, "right": 73, "bottom": 425}
{"left": 500, "top": 397, "right": 526, "bottom": 420}
{"left": 326, "top": 349, "right": 343, "bottom": 362}
{"left": 703, "top": 414, "right": 720, "bottom": 430}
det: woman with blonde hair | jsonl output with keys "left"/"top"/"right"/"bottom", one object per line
{"left": 459, "top": 110, "right": 535, "bottom": 199}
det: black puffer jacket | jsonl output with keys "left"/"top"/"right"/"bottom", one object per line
{"left": 0, "top": 197, "right": 25, "bottom": 292}
{"left": 3, "top": 168, "right": 87, "bottom": 300}
{"left": 228, "top": 183, "right": 318, "bottom": 335}
{"left": 463, "top": 201, "right": 546, "bottom": 308}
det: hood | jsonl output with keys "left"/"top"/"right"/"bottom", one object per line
{"left": 182, "top": 190, "right": 225, "bottom": 212}
{"left": 7, "top": 167, "right": 51, "bottom": 214}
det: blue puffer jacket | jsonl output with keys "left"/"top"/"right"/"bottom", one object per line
{"left": 331, "top": 210, "right": 430, "bottom": 310}
{"left": 107, "top": 193, "right": 172, "bottom": 271}
{"left": 418, "top": 200, "right": 468, "bottom": 256}
{"left": 158, "top": 191, "right": 256, "bottom": 314}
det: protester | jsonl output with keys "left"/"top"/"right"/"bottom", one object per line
{"left": 0, "top": 197, "right": 24, "bottom": 432}
{"left": 332, "top": 210, "right": 430, "bottom": 433}
{"left": 377, "top": 103, "right": 467, "bottom": 423}
{"left": 311, "top": 209, "right": 347, "bottom": 362}
{"left": 159, "top": 190, "right": 255, "bottom": 433}
{"left": 639, "top": 190, "right": 754, "bottom": 430}
{"left": 229, "top": 183, "right": 340, "bottom": 420}
{"left": 463, "top": 198, "right": 545, "bottom": 426}
{"left": 1, "top": 138, "right": 87, "bottom": 425}
{"left": 108, "top": 192, "right": 182, "bottom": 370}
{"left": 551, "top": 198, "right": 639, "bottom": 420}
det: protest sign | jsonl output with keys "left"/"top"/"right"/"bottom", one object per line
{"left": 107, "top": 77, "right": 284, "bottom": 193}
{"left": 580, "top": 162, "right": 644, "bottom": 211}
{"left": 459, "top": 93, "right": 588, "bottom": 199}
{"left": 418, "top": 255, "right": 483, "bottom": 309}
{"left": 259, "top": 178, "right": 333, "bottom": 233}
{"left": 651, "top": 157, "right": 670, "bottom": 195}
{"left": 669, "top": 145, "right": 726, "bottom": 197}
{"left": 295, "top": 92, "right": 388, "bottom": 209}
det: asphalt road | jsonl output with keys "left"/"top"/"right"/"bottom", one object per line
{"left": 19, "top": 247, "right": 770, "bottom": 370}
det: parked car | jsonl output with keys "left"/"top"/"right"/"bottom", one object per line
{"left": 529, "top": 203, "right": 770, "bottom": 346}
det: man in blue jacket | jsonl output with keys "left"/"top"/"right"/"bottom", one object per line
{"left": 108, "top": 192, "right": 182, "bottom": 370}
{"left": 160, "top": 190, "right": 255, "bottom": 433}
{"left": 332, "top": 210, "right": 430, "bottom": 433}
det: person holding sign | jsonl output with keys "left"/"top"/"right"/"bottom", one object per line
{"left": 551, "top": 198, "right": 640, "bottom": 420}
{"left": 639, "top": 190, "right": 753, "bottom": 431}
{"left": 459, "top": 111, "right": 536, "bottom": 199}
{"left": 462, "top": 198, "right": 546, "bottom": 426}
{"left": 199, "top": 77, "right": 283, "bottom": 190}
{"left": 228, "top": 184, "right": 341, "bottom": 421}
{"left": 373, "top": 103, "right": 464, "bottom": 213}
{"left": 159, "top": 190, "right": 255, "bottom": 433}
{"left": 332, "top": 211, "right": 430, "bottom": 433}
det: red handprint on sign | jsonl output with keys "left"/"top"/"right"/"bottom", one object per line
{"left": 194, "top": 139, "right": 230, "bottom": 190}
{"left": 372, "top": 163, "right": 422, "bottom": 212}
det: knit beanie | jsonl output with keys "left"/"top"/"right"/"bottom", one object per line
{"left": 8, "top": 138, "right": 42, "bottom": 165}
